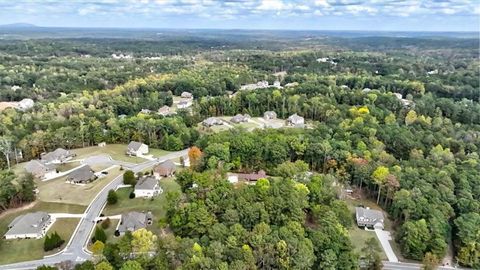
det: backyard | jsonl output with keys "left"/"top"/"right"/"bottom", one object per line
{"left": 102, "top": 177, "right": 180, "bottom": 234}
{"left": 35, "top": 167, "right": 123, "bottom": 206}
{"left": 0, "top": 218, "right": 80, "bottom": 264}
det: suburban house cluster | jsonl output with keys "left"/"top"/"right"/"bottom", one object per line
{"left": 25, "top": 148, "right": 75, "bottom": 180}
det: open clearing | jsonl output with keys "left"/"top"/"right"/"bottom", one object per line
{"left": 36, "top": 167, "right": 123, "bottom": 206}
{"left": 0, "top": 218, "right": 79, "bottom": 264}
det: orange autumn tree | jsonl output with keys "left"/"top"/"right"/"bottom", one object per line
{"left": 188, "top": 146, "right": 202, "bottom": 170}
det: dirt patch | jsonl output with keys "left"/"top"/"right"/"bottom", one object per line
{"left": 0, "top": 201, "right": 37, "bottom": 219}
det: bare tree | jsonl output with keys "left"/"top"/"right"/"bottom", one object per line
{"left": 0, "top": 136, "right": 13, "bottom": 170}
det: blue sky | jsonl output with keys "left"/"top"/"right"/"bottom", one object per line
{"left": 0, "top": 0, "right": 479, "bottom": 31}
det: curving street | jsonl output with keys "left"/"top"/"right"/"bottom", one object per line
{"left": 0, "top": 149, "right": 188, "bottom": 270}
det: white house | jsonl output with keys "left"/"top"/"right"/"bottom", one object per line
{"left": 287, "top": 114, "right": 305, "bottom": 127}
{"left": 126, "top": 141, "right": 149, "bottom": 156}
{"left": 4, "top": 212, "right": 53, "bottom": 240}
{"left": 134, "top": 176, "right": 163, "bottom": 198}
{"left": 16, "top": 98, "right": 34, "bottom": 111}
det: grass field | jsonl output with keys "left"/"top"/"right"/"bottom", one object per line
{"left": 35, "top": 167, "right": 123, "bottom": 206}
{"left": 102, "top": 177, "right": 180, "bottom": 234}
{"left": 56, "top": 161, "right": 81, "bottom": 172}
{"left": 71, "top": 144, "right": 145, "bottom": 163}
{"left": 0, "top": 218, "right": 80, "bottom": 264}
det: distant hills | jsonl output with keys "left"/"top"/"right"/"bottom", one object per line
{"left": 0, "top": 23, "right": 38, "bottom": 28}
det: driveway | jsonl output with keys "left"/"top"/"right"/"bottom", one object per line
{"left": 82, "top": 155, "right": 136, "bottom": 169}
{"left": 375, "top": 229, "right": 398, "bottom": 262}
{"left": 0, "top": 149, "right": 189, "bottom": 270}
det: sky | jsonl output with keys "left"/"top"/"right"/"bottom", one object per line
{"left": 0, "top": 0, "right": 479, "bottom": 32}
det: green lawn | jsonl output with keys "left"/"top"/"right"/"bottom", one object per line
{"left": 344, "top": 197, "right": 404, "bottom": 261}
{"left": 0, "top": 218, "right": 79, "bottom": 264}
{"left": 102, "top": 177, "right": 180, "bottom": 234}
{"left": 149, "top": 148, "right": 172, "bottom": 158}
{"left": 56, "top": 161, "right": 81, "bottom": 172}
{"left": 71, "top": 144, "right": 146, "bottom": 163}
{"left": 36, "top": 167, "right": 123, "bottom": 206}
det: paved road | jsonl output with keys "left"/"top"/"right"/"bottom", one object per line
{"left": 0, "top": 149, "right": 188, "bottom": 270}
{"left": 383, "top": 261, "right": 468, "bottom": 270}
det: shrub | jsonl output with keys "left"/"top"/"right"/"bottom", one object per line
{"left": 44, "top": 231, "right": 65, "bottom": 252}
{"left": 107, "top": 189, "right": 118, "bottom": 205}
{"left": 123, "top": 170, "right": 136, "bottom": 185}
{"left": 101, "top": 218, "right": 111, "bottom": 229}
{"left": 129, "top": 192, "right": 136, "bottom": 199}
{"left": 92, "top": 226, "right": 107, "bottom": 243}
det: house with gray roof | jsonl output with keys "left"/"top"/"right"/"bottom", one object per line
{"left": 264, "top": 111, "right": 277, "bottom": 120}
{"left": 202, "top": 117, "right": 223, "bottom": 127}
{"left": 177, "top": 100, "right": 192, "bottom": 109}
{"left": 181, "top": 92, "right": 193, "bottom": 99}
{"left": 25, "top": 160, "right": 57, "bottom": 179}
{"left": 126, "top": 141, "right": 149, "bottom": 156}
{"left": 4, "top": 212, "right": 53, "bottom": 239}
{"left": 41, "top": 148, "right": 74, "bottom": 164}
{"left": 287, "top": 114, "right": 305, "bottom": 127}
{"left": 355, "top": 207, "right": 385, "bottom": 229}
{"left": 230, "top": 114, "right": 250, "bottom": 124}
{"left": 117, "top": 211, "right": 153, "bottom": 235}
{"left": 134, "top": 176, "right": 163, "bottom": 198}
{"left": 66, "top": 165, "right": 96, "bottom": 184}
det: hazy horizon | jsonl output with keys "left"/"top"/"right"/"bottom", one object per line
{"left": 0, "top": 1, "right": 479, "bottom": 32}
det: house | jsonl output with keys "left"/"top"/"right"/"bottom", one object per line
{"left": 16, "top": 98, "right": 34, "bottom": 111}
{"left": 98, "top": 142, "right": 106, "bottom": 147}
{"left": 181, "top": 92, "right": 193, "bottom": 99}
{"left": 230, "top": 114, "right": 250, "bottom": 124}
{"left": 240, "top": 80, "right": 270, "bottom": 91}
{"left": 153, "top": 160, "right": 176, "bottom": 177}
{"left": 287, "top": 114, "right": 305, "bottom": 127}
{"left": 140, "top": 109, "right": 152, "bottom": 114}
{"left": 126, "top": 141, "right": 149, "bottom": 156}
{"left": 285, "top": 82, "right": 299, "bottom": 88}
{"left": 158, "top": 105, "right": 172, "bottom": 116}
{"left": 134, "top": 176, "right": 163, "bottom": 198}
{"left": 273, "top": 80, "right": 282, "bottom": 88}
{"left": 264, "top": 111, "right": 277, "bottom": 120}
{"left": 393, "top": 93, "right": 414, "bottom": 107}
{"left": 117, "top": 211, "right": 153, "bottom": 235}
{"left": 4, "top": 212, "right": 53, "bottom": 239}
{"left": 228, "top": 170, "right": 267, "bottom": 183}
{"left": 41, "top": 148, "right": 74, "bottom": 164}
{"left": 66, "top": 165, "right": 96, "bottom": 184}
{"left": 355, "top": 207, "right": 384, "bottom": 230}
{"left": 177, "top": 100, "right": 192, "bottom": 109}
{"left": 25, "top": 160, "right": 57, "bottom": 180}
{"left": 202, "top": 117, "right": 223, "bottom": 127}
{"left": 362, "top": 88, "right": 372, "bottom": 93}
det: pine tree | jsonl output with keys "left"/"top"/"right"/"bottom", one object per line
{"left": 93, "top": 226, "right": 107, "bottom": 243}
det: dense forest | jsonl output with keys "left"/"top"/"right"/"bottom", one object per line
{"left": 0, "top": 31, "right": 479, "bottom": 269}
